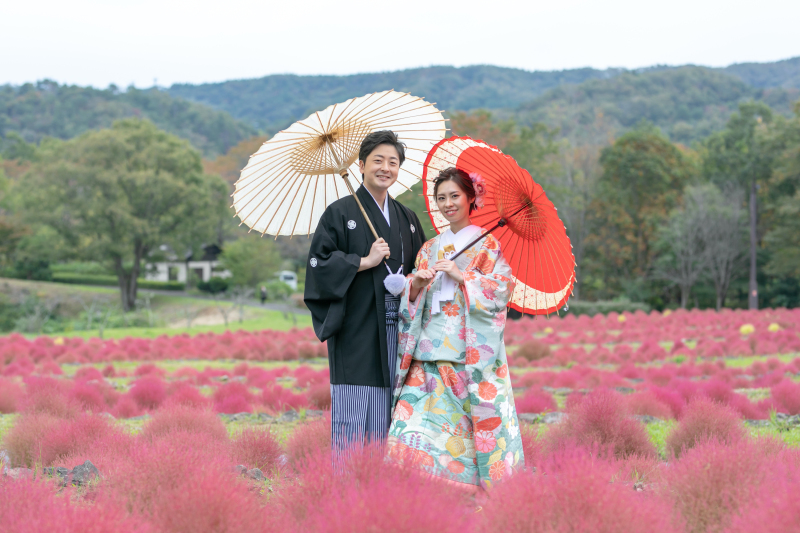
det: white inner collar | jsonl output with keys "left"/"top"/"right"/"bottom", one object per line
{"left": 365, "top": 187, "right": 390, "bottom": 226}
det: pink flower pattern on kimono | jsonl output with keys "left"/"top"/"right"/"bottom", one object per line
{"left": 451, "top": 371, "right": 469, "bottom": 399}
{"left": 458, "top": 328, "right": 477, "bottom": 344}
{"left": 475, "top": 430, "right": 496, "bottom": 453}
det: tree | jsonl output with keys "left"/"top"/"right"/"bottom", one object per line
{"left": 219, "top": 233, "right": 282, "bottom": 288}
{"left": 697, "top": 185, "right": 747, "bottom": 310}
{"left": 703, "top": 101, "right": 775, "bottom": 309}
{"left": 654, "top": 186, "right": 710, "bottom": 309}
{"left": 543, "top": 112, "right": 614, "bottom": 298}
{"left": 586, "top": 123, "right": 695, "bottom": 299}
{"left": 21, "top": 119, "right": 227, "bottom": 311}
{"left": 764, "top": 101, "right": 800, "bottom": 280}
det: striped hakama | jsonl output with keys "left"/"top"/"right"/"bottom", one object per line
{"left": 331, "top": 293, "right": 400, "bottom": 464}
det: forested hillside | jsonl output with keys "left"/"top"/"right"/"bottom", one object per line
{"left": 724, "top": 56, "right": 800, "bottom": 88}
{"left": 0, "top": 81, "right": 256, "bottom": 157}
{"left": 168, "top": 65, "right": 623, "bottom": 131}
{"left": 167, "top": 58, "right": 800, "bottom": 135}
{"left": 512, "top": 67, "right": 799, "bottom": 144}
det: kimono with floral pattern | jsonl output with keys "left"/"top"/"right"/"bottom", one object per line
{"left": 387, "top": 231, "right": 524, "bottom": 490}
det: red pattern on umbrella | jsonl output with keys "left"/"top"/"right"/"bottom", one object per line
{"left": 422, "top": 136, "right": 575, "bottom": 315}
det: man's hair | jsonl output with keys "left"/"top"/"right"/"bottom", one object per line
{"left": 358, "top": 130, "right": 406, "bottom": 166}
{"left": 433, "top": 167, "right": 477, "bottom": 213}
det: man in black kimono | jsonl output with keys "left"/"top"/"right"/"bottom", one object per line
{"left": 304, "top": 130, "right": 427, "bottom": 460}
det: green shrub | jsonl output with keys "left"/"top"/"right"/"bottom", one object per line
{"left": 52, "top": 273, "right": 184, "bottom": 291}
{"left": 197, "top": 276, "right": 230, "bottom": 294}
{"left": 263, "top": 280, "right": 292, "bottom": 300}
{"left": 564, "top": 297, "right": 651, "bottom": 317}
{"left": 51, "top": 261, "right": 113, "bottom": 276}
{"left": 6, "top": 259, "right": 52, "bottom": 281}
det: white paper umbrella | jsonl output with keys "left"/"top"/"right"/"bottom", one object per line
{"left": 232, "top": 90, "right": 447, "bottom": 238}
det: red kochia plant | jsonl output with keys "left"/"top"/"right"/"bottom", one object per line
{"left": 111, "top": 395, "right": 143, "bottom": 419}
{"left": 272, "top": 444, "right": 470, "bottom": 533}
{"left": 3, "top": 412, "right": 61, "bottom": 467}
{"left": 478, "top": 447, "right": 680, "bottom": 533}
{"left": 625, "top": 390, "right": 674, "bottom": 420}
{"left": 129, "top": 376, "right": 167, "bottom": 410}
{"left": 165, "top": 381, "right": 211, "bottom": 409}
{"left": 726, "top": 461, "right": 800, "bottom": 533}
{"left": 74, "top": 366, "right": 104, "bottom": 381}
{"left": 0, "top": 478, "right": 143, "bottom": 533}
{"left": 104, "top": 431, "right": 231, "bottom": 517}
{"left": 665, "top": 397, "right": 746, "bottom": 458}
{"left": 140, "top": 404, "right": 228, "bottom": 442}
{"left": 0, "top": 377, "right": 23, "bottom": 413}
{"left": 546, "top": 389, "right": 656, "bottom": 458}
{"left": 307, "top": 382, "right": 332, "bottom": 410}
{"left": 770, "top": 379, "right": 800, "bottom": 415}
{"left": 515, "top": 388, "right": 557, "bottom": 414}
{"left": 285, "top": 412, "right": 331, "bottom": 466}
{"left": 36, "top": 413, "right": 121, "bottom": 466}
{"left": 213, "top": 382, "right": 254, "bottom": 414}
{"left": 661, "top": 440, "right": 777, "bottom": 533}
{"left": 261, "top": 384, "right": 310, "bottom": 412}
{"left": 230, "top": 427, "right": 284, "bottom": 472}
{"left": 151, "top": 461, "right": 266, "bottom": 533}
{"left": 21, "top": 376, "right": 78, "bottom": 418}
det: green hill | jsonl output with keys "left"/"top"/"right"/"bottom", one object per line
{"left": 723, "top": 56, "right": 800, "bottom": 88}
{"left": 168, "top": 65, "right": 623, "bottom": 132}
{"left": 0, "top": 80, "right": 256, "bottom": 157}
{"left": 512, "top": 66, "right": 799, "bottom": 145}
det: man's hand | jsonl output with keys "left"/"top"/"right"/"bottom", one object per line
{"left": 433, "top": 260, "right": 464, "bottom": 285}
{"left": 359, "top": 238, "right": 390, "bottom": 271}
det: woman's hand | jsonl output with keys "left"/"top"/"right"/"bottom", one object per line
{"left": 409, "top": 268, "right": 434, "bottom": 302}
{"left": 411, "top": 268, "right": 435, "bottom": 290}
{"left": 433, "top": 260, "right": 463, "bottom": 285}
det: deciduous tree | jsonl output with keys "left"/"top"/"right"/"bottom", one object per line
{"left": 21, "top": 119, "right": 227, "bottom": 310}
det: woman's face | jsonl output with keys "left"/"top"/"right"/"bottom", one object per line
{"left": 435, "top": 180, "right": 471, "bottom": 225}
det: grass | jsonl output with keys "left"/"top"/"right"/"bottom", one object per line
{"left": 0, "top": 414, "right": 18, "bottom": 445}
{"left": 647, "top": 420, "right": 677, "bottom": 458}
{"left": 1, "top": 277, "right": 311, "bottom": 339}
{"left": 60, "top": 359, "right": 327, "bottom": 378}
{"left": 55, "top": 310, "right": 311, "bottom": 339}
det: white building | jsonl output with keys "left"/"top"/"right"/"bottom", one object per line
{"left": 276, "top": 270, "right": 298, "bottom": 290}
{"left": 145, "top": 244, "right": 231, "bottom": 284}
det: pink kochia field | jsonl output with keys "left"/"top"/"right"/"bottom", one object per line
{"left": 1, "top": 308, "right": 800, "bottom": 532}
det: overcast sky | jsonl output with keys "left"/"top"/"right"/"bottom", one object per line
{"left": 2, "top": 0, "right": 799, "bottom": 88}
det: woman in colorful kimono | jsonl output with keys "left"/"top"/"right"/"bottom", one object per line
{"left": 387, "top": 166, "right": 524, "bottom": 492}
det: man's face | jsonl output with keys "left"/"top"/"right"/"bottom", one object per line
{"left": 358, "top": 144, "right": 400, "bottom": 194}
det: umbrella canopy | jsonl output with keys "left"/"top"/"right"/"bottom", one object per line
{"left": 422, "top": 136, "right": 575, "bottom": 315}
{"left": 232, "top": 90, "right": 446, "bottom": 237}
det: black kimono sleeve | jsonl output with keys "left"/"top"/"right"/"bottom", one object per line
{"left": 304, "top": 207, "right": 362, "bottom": 342}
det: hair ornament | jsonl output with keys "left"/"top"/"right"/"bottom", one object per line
{"left": 468, "top": 172, "right": 486, "bottom": 209}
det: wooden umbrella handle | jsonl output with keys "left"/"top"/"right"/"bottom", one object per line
{"left": 338, "top": 169, "right": 381, "bottom": 241}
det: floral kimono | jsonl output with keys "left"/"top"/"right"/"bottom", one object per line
{"left": 387, "top": 230, "right": 524, "bottom": 490}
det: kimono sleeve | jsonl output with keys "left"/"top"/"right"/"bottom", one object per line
{"left": 304, "top": 208, "right": 362, "bottom": 302}
{"left": 392, "top": 239, "right": 433, "bottom": 407}
{"left": 462, "top": 235, "right": 524, "bottom": 488}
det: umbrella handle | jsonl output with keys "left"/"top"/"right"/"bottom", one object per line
{"left": 338, "top": 169, "right": 381, "bottom": 242}
{"left": 337, "top": 169, "right": 392, "bottom": 263}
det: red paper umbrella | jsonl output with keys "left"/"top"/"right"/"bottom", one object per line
{"left": 422, "top": 136, "right": 575, "bottom": 315}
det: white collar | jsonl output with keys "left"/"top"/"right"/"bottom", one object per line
{"left": 365, "top": 187, "right": 390, "bottom": 226}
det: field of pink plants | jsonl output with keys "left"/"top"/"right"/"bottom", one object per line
{"left": 1, "top": 307, "right": 799, "bottom": 532}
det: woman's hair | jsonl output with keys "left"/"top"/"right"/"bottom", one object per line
{"left": 433, "top": 167, "right": 476, "bottom": 213}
